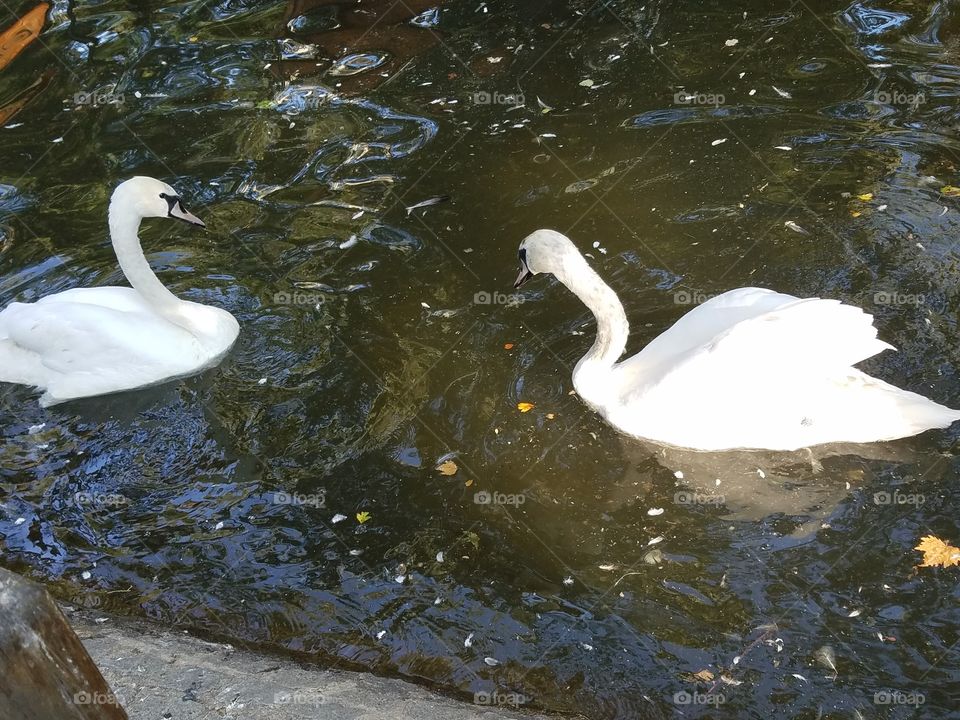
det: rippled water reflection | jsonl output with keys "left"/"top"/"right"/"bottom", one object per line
{"left": 3, "top": 0, "right": 960, "bottom": 717}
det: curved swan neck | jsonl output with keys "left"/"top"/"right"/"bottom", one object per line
{"left": 108, "top": 199, "right": 182, "bottom": 313}
{"left": 557, "top": 255, "right": 629, "bottom": 370}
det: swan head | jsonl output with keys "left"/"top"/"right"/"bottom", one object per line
{"left": 111, "top": 176, "right": 205, "bottom": 227}
{"left": 514, "top": 229, "right": 580, "bottom": 288}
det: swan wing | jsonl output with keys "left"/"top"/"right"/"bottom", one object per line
{"left": 617, "top": 287, "right": 802, "bottom": 381}
{"left": 0, "top": 297, "right": 204, "bottom": 404}
{"left": 35, "top": 286, "right": 156, "bottom": 314}
{"left": 613, "top": 297, "right": 956, "bottom": 449}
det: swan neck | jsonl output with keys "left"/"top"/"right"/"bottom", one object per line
{"left": 108, "top": 201, "right": 182, "bottom": 313}
{"left": 561, "top": 258, "right": 629, "bottom": 370}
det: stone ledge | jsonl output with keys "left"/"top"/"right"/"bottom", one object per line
{"left": 68, "top": 608, "right": 557, "bottom": 720}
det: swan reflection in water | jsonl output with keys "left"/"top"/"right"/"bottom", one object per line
{"left": 612, "top": 436, "right": 951, "bottom": 540}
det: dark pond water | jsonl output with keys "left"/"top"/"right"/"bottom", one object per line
{"left": 3, "top": 0, "right": 960, "bottom": 717}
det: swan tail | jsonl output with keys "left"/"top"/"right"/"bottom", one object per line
{"left": 0, "top": 304, "right": 46, "bottom": 389}
{"left": 830, "top": 371, "right": 960, "bottom": 443}
{"left": 881, "top": 384, "right": 960, "bottom": 435}
{"left": 0, "top": 338, "right": 49, "bottom": 389}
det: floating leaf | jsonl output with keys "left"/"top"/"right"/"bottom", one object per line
{"left": 694, "top": 669, "right": 715, "bottom": 682}
{"left": 915, "top": 535, "right": 960, "bottom": 568}
{"left": 941, "top": 186, "right": 960, "bottom": 197}
{"left": 517, "top": 402, "right": 535, "bottom": 413}
{"left": 503, "top": 342, "right": 514, "bottom": 350}
{"left": 436, "top": 459, "right": 458, "bottom": 476}
{"left": 356, "top": 511, "right": 371, "bottom": 524}
{"left": 0, "top": 3, "right": 49, "bottom": 73}
{"left": 857, "top": 192, "right": 874, "bottom": 201}
{"left": 464, "top": 478, "right": 474, "bottom": 487}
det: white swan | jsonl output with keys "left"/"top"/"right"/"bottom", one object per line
{"left": 514, "top": 229, "right": 960, "bottom": 451}
{"left": 0, "top": 176, "right": 239, "bottom": 407}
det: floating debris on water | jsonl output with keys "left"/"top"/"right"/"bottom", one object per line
{"left": 405, "top": 195, "right": 450, "bottom": 215}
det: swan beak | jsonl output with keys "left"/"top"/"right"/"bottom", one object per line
{"left": 169, "top": 201, "right": 206, "bottom": 228}
{"left": 514, "top": 267, "right": 534, "bottom": 289}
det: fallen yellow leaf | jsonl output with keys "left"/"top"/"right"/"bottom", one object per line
{"left": 465, "top": 478, "right": 474, "bottom": 487}
{"left": 546, "top": 413, "right": 555, "bottom": 420}
{"left": 356, "top": 511, "right": 371, "bottom": 524}
{"left": 941, "top": 186, "right": 960, "bottom": 197}
{"left": 915, "top": 535, "right": 960, "bottom": 568}
{"left": 517, "top": 402, "right": 535, "bottom": 413}
{"left": 694, "top": 669, "right": 715, "bottom": 682}
{"left": 857, "top": 193, "right": 873, "bottom": 201}
{"left": 436, "top": 459, "right": 458, "bottom": 476}
{"left": 851, "top": 210, "right": 862, "bottom": 217}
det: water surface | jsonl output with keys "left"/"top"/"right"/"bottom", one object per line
{"left": 2, "top": 0, "right": 960, "bottom": 717}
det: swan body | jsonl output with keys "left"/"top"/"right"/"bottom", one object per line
{"left": 0, "top": 177, "right": 239, "bottom": 406}
{"left": 514, "top": 229, "right": 960, "bottom": 451}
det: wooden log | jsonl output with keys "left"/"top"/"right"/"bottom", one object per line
{"left": 0, "top": 568, "right": 127, "bottom": 720}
